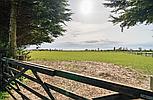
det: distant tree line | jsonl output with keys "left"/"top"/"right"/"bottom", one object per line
{"left": 30, "top": 47, "right": 153, "bottom": 52}
{"left": 85, "top": 47, "right": 153, "bottom": 52}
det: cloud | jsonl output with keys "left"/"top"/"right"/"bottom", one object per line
{"left": 59, "top": 21, "right": 116, "bottom": 43}
{"left": 126, "top": 42, "right": 153, "bottom": 49}
{"left": 84, "top": 40, "right": 100, "bottom": 43}
{"left": 28, "top": 40, "right": 153, "bottom": 50}
{"left": 47, "top": 39, "right": 123, "bottom": 50}
{"left": 66, "top": 21, "right": 112, "bottom": 35}
{"left": 27, "top": 14, "right": 153, "bottom": 50}
{"left": 83, "top": 39, "right": 122, "bottom": 44}
{"left": 71, "top": 33, "right": 81, "bottom": 37}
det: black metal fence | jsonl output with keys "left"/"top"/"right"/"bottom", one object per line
{"left": 0, "top": 49, "right": 7, "bottom": 89}
{"left": 0, "top": 57, "right": 153, "bottom": 100}
{"left": 130, "top": 52, "right": 153, "bottom": 57}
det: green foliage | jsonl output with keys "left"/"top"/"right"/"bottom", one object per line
{"left": 30, "top": 51, "right": 153, "bottom": 74}
{"left": 0, "top": 92, "right": 9, "bottom": 100}
{"left": 104, "top": 0, "right": 153, "bottom": 31}
{"left": 16, "top": 47, "right": 31, "bottom": 60}
{"left": 0, "top": 0, "right": 71, "bottom": 47}
{"left": 0, "top": 0, "right": 10, "bottom": 48}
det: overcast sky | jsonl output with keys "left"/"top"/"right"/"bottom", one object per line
{"left": 28, "top": 0, "right": 153, "bottom": 50}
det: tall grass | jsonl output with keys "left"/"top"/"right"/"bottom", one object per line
{"left": 30, "top": 51, "right": 153, "bottom": 74}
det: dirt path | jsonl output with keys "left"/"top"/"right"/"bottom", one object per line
{"left": 9, "top": 61, "right": 150, "bottom": 100}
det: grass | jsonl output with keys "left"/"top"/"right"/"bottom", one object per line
{"left": 0, "top": 92, "right": 9, "bottom": 100}
{"left": 0, "top": 70, "right": 31, "bottom": 100}
{"left": 30, "top": 51, "right": 153, "bottom": 74}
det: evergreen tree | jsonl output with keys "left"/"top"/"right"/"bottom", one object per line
{"left": 0, "top": 0, "right": 71, "bottom": 57}
{"left": 104, "top": 0, "right": 153, "bottom": 31}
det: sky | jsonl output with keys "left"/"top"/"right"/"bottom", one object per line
{"left": 28, "top": 0, "right": 153, "bottom": 50}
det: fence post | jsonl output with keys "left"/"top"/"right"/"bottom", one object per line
{"left": 150, "top": 76, "right": 153, "bottom": 91}
{"left": 0, "top": 49, "right": 7, "bottom": 89}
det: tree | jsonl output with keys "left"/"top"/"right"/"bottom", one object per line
{"left": 0, "top": 0, "right": 10, "bottom": 48}
{"left": 17, "top": 0, "right": 72, "bottom": 46}
{"left": 104, "top": 0, "right": 153, "bottom": 31}
{"left": 138, "top": 47, "right": 142, "bottom": 51}
{"left": 9, "top": 0, "right": 17, "bottom": 58}
{"left": 0, "top": 0, "right": 71, "bottom": 57}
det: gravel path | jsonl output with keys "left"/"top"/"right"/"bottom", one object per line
{"left": 9, "top": 61, "right": 150, "bottom": 100}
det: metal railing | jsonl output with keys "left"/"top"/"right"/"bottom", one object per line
{"left": 0, "top": 57, "right": 153, "bottom": 100}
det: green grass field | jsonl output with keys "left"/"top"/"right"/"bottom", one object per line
{"left": 30, "top": 51, "right": 153, "bottom": 74}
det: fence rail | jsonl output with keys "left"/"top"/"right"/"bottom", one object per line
{"left": 130, "top": 52, "right": 153, "bottom": 57}
{"left": 1, "top": 57, "right": 153, "bottom": 100}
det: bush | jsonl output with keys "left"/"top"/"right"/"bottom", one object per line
{"left": 16, "top": 47, "right": 31, "bottom": 61}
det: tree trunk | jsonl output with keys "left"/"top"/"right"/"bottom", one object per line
{"left": 9, "top": 0, "right": 17, "bottom": 58}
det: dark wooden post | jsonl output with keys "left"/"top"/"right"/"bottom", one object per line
{"left": 0, "top": 49, "right": 7, "bottom": 89}
{"left": 150, "top": 76, "right": 153, "bottom": 91}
